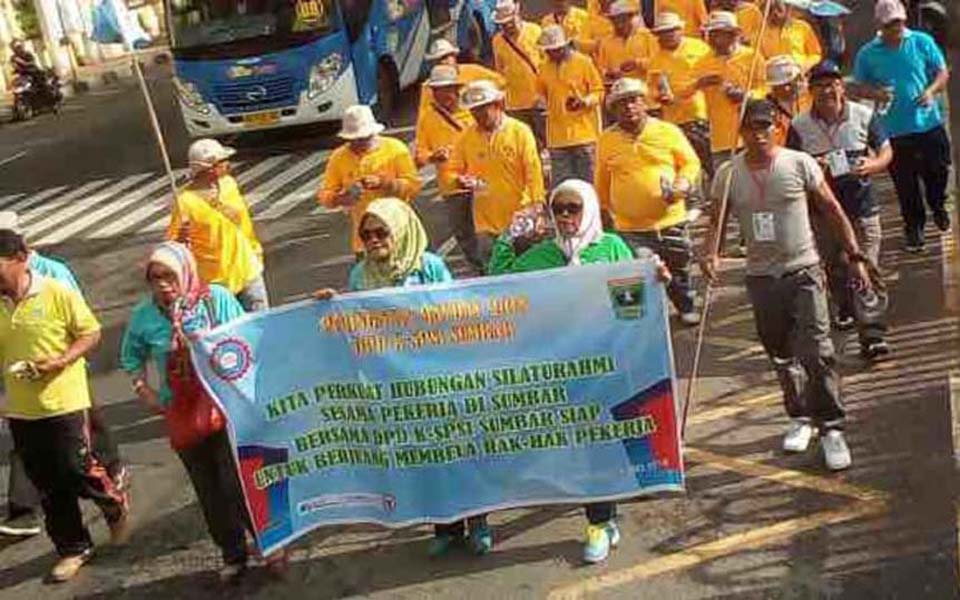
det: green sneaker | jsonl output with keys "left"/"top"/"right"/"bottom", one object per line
{"left": 428, "top": 534, "right": 456, "bottom": 557}
{"left": 468, "top": 523, "right": 493, "bottom": 555}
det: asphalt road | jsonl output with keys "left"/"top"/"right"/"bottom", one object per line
{"left": 0, "top": 1, "right": 959, "bottom": 598}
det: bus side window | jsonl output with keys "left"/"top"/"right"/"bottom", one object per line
{"left": 341, "top": 0, "right": 373, "bottom": 42}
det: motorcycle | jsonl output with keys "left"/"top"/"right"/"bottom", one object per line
{"left": 11, "top": 69, "right": 64, "bottom": 121}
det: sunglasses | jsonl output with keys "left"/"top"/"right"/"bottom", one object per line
{"left": 359, "top": 227, "right": 390, "bottom": 242}
{"left": 551, "top": 202, "right": 583, "bottom": 216}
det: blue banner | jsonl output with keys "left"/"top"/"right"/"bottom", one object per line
{"left": 192, "top": 259, "right": 684, "bottom": 555}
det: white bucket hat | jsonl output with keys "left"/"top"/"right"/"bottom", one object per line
{"left": 494, "top": 0, "right": 519, "bottom": 23}
{"left": 338, "top": 105, "right": 386, "bottom": 140}
{"left": 606, "top": 0, "right": 639, "bottom": 17}
{"left": 0, "top": 211, "right": 21, "bottom": 235}
{"left": 606, "top": 77, "right": 648, "bottom": 107}
{"left": 538, "top": 25, "right": 570, "bottom": 50}
{"left": 652, "top": 12, "right": 685, "bottom": 33}
{"left": 425, "top": 38, "right": 459, "bottom": 61}
{"left": 461, "top": 80, "right": 505, "bottom": 109}
{"left": 704, "top": 10, "right": 740, "bottom": 32}
{"left": 426, "top": 64, "right": 462, "bottom": 88}
{"left": 188, "top": 138, "right": 236, "bottom": 173}
{"left": 766, "top": 55, "right": 802, "bottom": 86}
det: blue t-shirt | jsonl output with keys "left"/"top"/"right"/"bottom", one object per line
{"left": 853, "top": 29, "right": 947, "bottom": 138}
{"left": 29, "top": 252, "right": 81, "bottom": 293}
{"left": 348, "top": 251, "right": 454, "bottom": 291}
{"left": 119, "top": 285, "right": 245, "bottom": 406}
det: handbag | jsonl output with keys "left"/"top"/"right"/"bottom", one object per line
{"left": 164, "top": 297, "right": 225, "bottom": 450}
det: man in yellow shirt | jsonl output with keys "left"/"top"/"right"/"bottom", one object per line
{"left": 0, "top": 231, "right": 128, "bottom": 582}
{"left": 657, "top": 0, "right": 708, "bottom": 37}
{"left": 759, "top": 0, "right": 823, "bottom": 72}
{"left": 418, "top": 38, "right": 506, "bottom": 123}
{"left": 536, "top": 25, "right": 604, "bottom": 184}
{"left": 583, "top": 0, "right": 615, "bottom": 55}
{"left": 596, "top": 78, "right": 702, "bottom": 324}
{"left": 413, "top": 65, "right": 478, "bottom": 269}
{"left": 708, "top": 0, "right": 763, "bottom": 45}
{"left": 446, "top": 80, "right": 545, "bottom": 269}
{"left": 595, "top": 1, "right": 655, "bottom": 87}
{"left": 492, "top": 0, "right": 545, "bottom": 146}
{"left": 166, "top": 139, "right": 268, "bottom": 311}
{"left": 694, "top": 11, "right": 767, "bottom": 166}
{"left": 540, "top": 0, "right": 591, "bottom": 52}
{"left": 317, "top": 105, "right": 423, "bottom": 254}
{"left": 648, "top": 12, "right": 712, "bottom": 175}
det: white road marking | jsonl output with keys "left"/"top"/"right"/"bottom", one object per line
{"left": 258, "top": 176, "right": 324, "bottom": 220}
{"left": 18, "top": 179, "right": 113, "bottom": 227}
{"left": 0, "top": 150, "right": 27, "bottom": 167}
{"left": 3, "top": 185, "right": 69, "bottom": 213}
{"left": 246, "top": 151, "right": 329, "bottom": 211}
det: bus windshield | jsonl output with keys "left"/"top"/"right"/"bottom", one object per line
{"left": 169, "top": 0, "right": 340, "bottom": 54}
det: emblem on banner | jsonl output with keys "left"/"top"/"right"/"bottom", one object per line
{"left": 607, "top": 277, "right": 645, "bottom": 320}
{"left": 209, "top": 338, "right": 253, "bottom": 381}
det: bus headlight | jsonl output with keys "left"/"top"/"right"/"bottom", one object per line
{"left": 307, "top": 53, "right": 343, "bottom": 99}
{"left": 173, "top": 77, "right": 210, "bottom": 114}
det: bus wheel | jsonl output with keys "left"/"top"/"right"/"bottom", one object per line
{"left": 375, "top": 62, "right": 398, "bottom": 126}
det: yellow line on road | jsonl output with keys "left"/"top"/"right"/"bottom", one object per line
{"left": 547, "top": 501, "right": 885, "bottom": 600}
{"left": 685, "top": 391, "right": 781, "bottom": 426}
{"left": 685, "top": 447, "right": 890, "bottom": 503}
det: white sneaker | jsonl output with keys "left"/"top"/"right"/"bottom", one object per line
{"left": 782, "top": 420, "right": 815, "bottom": 453}
{"left": 821, "top": 430, "right": 852, "bottom": 471}
{"left": 680, "top": 311, "right": 701, "bottom": 326}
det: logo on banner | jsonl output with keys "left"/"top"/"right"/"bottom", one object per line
{"left": 210, "top": 338, "right": 253, "bottom": 381}
{"left": 607, "top": 277, "right": 645, "bottom": 320}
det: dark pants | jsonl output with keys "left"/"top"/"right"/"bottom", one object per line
{"left": 550, "top": 144, "right": 596, "bottom": 185}
{"left": 7, "top": 396, "right": 123, "bottom": 518}
{"left": 745, "top": 265, "right": 845, "bottom": 430}
{"left": 585, "top": 502, "right": 616, "bottom": 525}
{"left": 620, "top": 227, "right": 696, "bottom": 314}
{"left": 177, "top": 430, "right": 252, "bottom": 565}
{"left": 9, "top": 411, "right": 127, "bottom": 556}
{"left": 888, "top": 125, "right": 952, "bottom": 244}
{"left": 679, "top": 120, "right": 713, "bottom": 182}
{"left": 445, "top": 192, "right": 485, "bottom": 273}
{"left": 508, "top": 108, "right": 546, "bottom": 150}
{"left": 434, "top": 514, "right": 488, "bottom": 537}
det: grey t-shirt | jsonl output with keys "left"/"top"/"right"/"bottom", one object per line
{"left": 713, "top": 149, "right": 824, "bottom": 277}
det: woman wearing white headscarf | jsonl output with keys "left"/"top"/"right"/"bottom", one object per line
{"left": 488, "top": 179, "right": 669, "bottom": 564}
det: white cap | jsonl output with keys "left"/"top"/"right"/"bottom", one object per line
{"left": 652, "top": 12, "right": 685, "bottom": 33}
{"left": 538, "top": 25, "right": 570, "bottom": 50}
{"left": 461, "top": 80, "right": 505, "bottom": 109}
{"left": 606, "top": 0, "right": 638, "bottom": 17}
{"left": 493, "top": 0, "right": 519, "bottom": 23}
{"left": 704, "top": 10, "right": 740, "bottom": 31}
{"left": 426, "top": 64, "right": 462, "bottom": 88}
{"left": 606, "top": 77, "right": 648, "bottom": 107}
{"left": 425, "top": 38, "right": 459, "bottom": 61}
{"left": 337, "top": 105, "right": 386, "bottom": 140}
{"left": 766, "top": 55, "right": 802, "bottom": 86}
{"left": 0, "top": 211, "right": 21, "bottom": 235}
{"left": 874, "top": 0, "right": 907, "bottom": 25}
{"left": 187, "top": 138, "right": 236, "bottom": 173}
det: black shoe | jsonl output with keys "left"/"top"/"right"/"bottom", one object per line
{"left": 934, "top": 211, "right": 951, "bottom": 233}
{"left": 0, "top": 512, "right": 42, "bottom": 537}
{"left": 861, "top": 340, "right": 891, "bottom": 361}
{"left": 835, "top": 315, "right": 856, "bottom": 331}
{"left": 905, "top": 229, "right": 925, "bottom": 253}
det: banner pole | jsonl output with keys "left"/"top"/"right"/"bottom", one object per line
{"left": 131, "top": 53, "right": 179, "bottom": 201}
{"left": 680, "top": 0, "right": 775, "bottom": 437}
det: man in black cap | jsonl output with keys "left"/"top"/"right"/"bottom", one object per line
{"left": 789, "top": 60, "right": 893, "bottom": 360}
{"left": 704, "top": 99, "right": 872, "bottom": 472}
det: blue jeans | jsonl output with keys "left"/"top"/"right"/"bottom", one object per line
{"left": 237, "top": 275, "right": 270, "bottom": 312}
{"left": 549, "top": 144, "right": 595, "bottom": 186}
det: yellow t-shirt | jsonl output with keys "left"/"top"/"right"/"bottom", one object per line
{"left": 166, "top": 176, "right": 263, "bottom": 293}
{"left": 541, "top": 7, "right": 591, "bottom": 51}
{"left": 413, "top": 102, "right": 474, "bottom": 196}
{"left": 656, "top": 0, "right": 708, "bottom": 37}
{"left": 694, "top": 45, "right": 767, "bottom": 152}
{"left": 0, "top": 275, "right": 100, "bottom": 419}
{"left": 582, "top": 1, "right": 614, "bottom": 56}
{"left": 446, "top": 116, "right": 545, "bottom": 234}
{"left": 595, "top": 119, "right": 702, "bottom": 232}
{"left": 492, "top": 22, "right": 544, "bottom": 111}
{"left": 536, "top": 51, "right": 605, "bottom": 149}
{"left": 595, "top": 29, "right": 656, "bottom": 81}
{"left": 418, "top": 63, "right": 506, "bottom": 122}
{"left": 317, "top": 137, "right": 423, "bottom": 252}
{"left": 646, "top": 36, "right": 710, "bottom": 124}
{"left": 759, "top": 18, "right": 823, "bottom": 71}
{"left": 737, "top": 2, "right": 764, "bottom": 46}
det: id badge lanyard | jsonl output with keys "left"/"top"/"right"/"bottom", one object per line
{"left": 748, "top": 152, "right": 778, "bottom": 243}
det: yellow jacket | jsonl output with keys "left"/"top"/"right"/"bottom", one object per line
{"left": 536, "top": 51, "right": 605, "bottom": 149}
{"left": 414, "top": 102, "right": 474, "bottom": 197}
{"left": 492, "top": 22, "right": 544, "bottom": 111}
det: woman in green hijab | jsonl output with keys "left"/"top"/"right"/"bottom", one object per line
{"left": 315, "top": 199, "right": 492, "bottom": 556}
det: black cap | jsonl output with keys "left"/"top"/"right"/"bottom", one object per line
{"left": 808, "top": 59, "right": 843, "bottom": 83}
{"left": 741, "top": 99, "right": 775, "bottom": 128}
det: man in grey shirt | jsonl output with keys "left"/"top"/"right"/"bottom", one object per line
{"left": 704, "top": 100, "right": 872, "bottom": 471}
